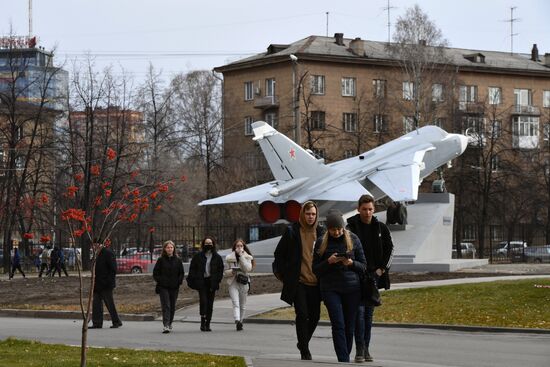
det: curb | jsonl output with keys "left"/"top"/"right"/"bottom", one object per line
{"left": 0, "top": 309, "right": 155, "bottom": 321}
{"left": 246, "top": 318, "right": 550, "bottom": 334}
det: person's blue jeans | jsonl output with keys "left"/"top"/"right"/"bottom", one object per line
{"left": 355, "top": 273, "right": 378, "bottom": 355}
{"left": 321, "top": 289, "right": 361, "bottom": 362}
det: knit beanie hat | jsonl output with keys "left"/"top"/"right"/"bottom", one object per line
{"left": 326, "top": 210, "right": 345, "bottom": 229}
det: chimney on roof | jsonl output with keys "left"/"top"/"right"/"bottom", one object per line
{"left": 544, "top": 53, "right": 550, "bottom": 67}
{"left": 334, "top": 33, "right": 344, "bottom": 46}
{"left": 418, "top": 39, "right": 427, "bottom": 46}
{"left": 349, "top": 37, "right": 365, "bottom": 56}
{"left": 531, "top": 44, "right": 539, "bottom": 61}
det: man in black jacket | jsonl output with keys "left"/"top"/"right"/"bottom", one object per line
{"left": 89, "top": 240, "right": 122, "bottom": 329}
{"left": 273, "top": 201, "right": 324, "bottom": 360}
{"left": 347, "top": 194, "right": 394, "bottom": 363}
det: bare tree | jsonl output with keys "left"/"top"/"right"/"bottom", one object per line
{"left": 170, "top": 70, "right": 222, "bottom": 227}
{"left": 386, "top": 4, "right": 451, "bottom": 130}
{"left": 0, "top": 36, "right": 65, "bottom": 272}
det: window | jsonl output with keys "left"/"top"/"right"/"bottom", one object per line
{"left": 543, "top": 91, "right": 550, "bottom": 108}
{"left": 265, "top": 78, "right": 276, "bottom": 97}
{"left": 310, "top": 111, "right": 326, "bottom": 130}
{"left": 244, "top": 116, "right": 254, "bottom": 136}
{"left": 514, "top": 88, "right": 532, "bottom": 106}
{"left": 462, "top": 116, "right": 485, "bottom": 135}
{"left": 311, "top": 75, "right": 325, "bottom": 95}
{"left": 432, "top": 118, "right": 445, "bottom": 128}
{"left": 544, "top": 123, "right": 550, "bottom": 141}
{"left": 343, "top": 113, "right": 357, "bottom": 132}
{"left": 244, "top": 81, "right": 253, "bottom": 101}
{"left": 512, "top": 116, "right": 539, "bottom": 149}
{"left": 459, "top": 85, "right": 477, "bottom": 104}
{"left": 432, "top": 84, "right": 443, "bottom": 102}
{"left": 341, "top": 77, "right": 356, "bottom": 97}
{"left": 312, "top": 148, "right": 326, "bottom": 159}
{"left": 374, "top": 115, "right": 387, "bottom": 133}
{"left": 373, "top": 79, "right": 386, "bottom": 98}
{"left": 344, "top": 150, "right": 354, "bottom": 159}
{"left": 403, "top": 116, "right": 415, "bottom": 133}
{"left": 488, "top": 87, "right": 501, "bottom": 105}
{"left": 403, "top": 81, "right": 416, "bottom": 100}
{"left": 265, "top": 112, "right": 278, "bottom": 129}
{"left": 489, "top": 120, "right": 501, "bottom": 138}
{"left": 490, "top": 155, "right": 499, "bottom": 172}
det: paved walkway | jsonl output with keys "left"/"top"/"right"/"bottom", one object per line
{"left": 173, "top": 274, "right": 550, "bottom": 327}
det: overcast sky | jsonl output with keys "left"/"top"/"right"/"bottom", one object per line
{"left": 2, "top": 0, "right": 549, "bottom": 81}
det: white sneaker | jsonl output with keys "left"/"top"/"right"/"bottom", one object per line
{"left": 162, "top": 326, "right": 170, "bottom": 334}
{"left": 168, "top": 324, "right": 173, "bottom": 330}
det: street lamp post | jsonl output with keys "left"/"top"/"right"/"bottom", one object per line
{"left": 290, "top": 54, "right": 300, "bottom": 145}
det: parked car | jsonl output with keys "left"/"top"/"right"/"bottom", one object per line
{"left": 116, "top": 252, "right": 155, "bottom": 274}
{"left": 452, "top": 242, "right": 476, "bottom": 258}
{"left": 495, "top": 241, "right": 527, "bottom": 255}
{"left": 512, "top": 245, "right": 550, "bottom": 263}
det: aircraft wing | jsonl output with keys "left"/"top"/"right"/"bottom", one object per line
{"left": 199, "top": 181, "right": 278, "bottom": 205}
{"left": 367, "top": 146, "right": 434, "bottom": 202}
{"left": 307, "top": 181, "right": 372, "bottom": 202}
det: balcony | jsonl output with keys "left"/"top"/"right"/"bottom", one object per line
{"left": 254, "top": 95, "right": 279, "bottom": 110}
{"left": 458, "top": 101, "right": 485, "bottom": 114}
{"left": 511, "top": 105, "right": 540, "bottom": 116}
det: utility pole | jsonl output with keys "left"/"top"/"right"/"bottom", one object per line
{"left": 505, "top": 6, "right": 520, "bottom": 55}
{"left": 383, "top": 0, "right": 396, "bottom": 43}
{"left": 326, "top": 12, "right": 329, "bottom": 37}
{"left": 28, "top": 0, "right": 33, "bottom": 37}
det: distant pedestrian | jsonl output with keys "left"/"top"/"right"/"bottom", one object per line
{"left": 38, "top": 246, "right": 50, "bottom": 277}
{"left": 9, "top": 246, "right": 26, "bottom": 280}
{"left": 49, "top": 246, "right": 62, "bottom": 277}
{"left": 313, "top": 210, "right": 366, "bottom": 363}
{"left": 273, "top": 201, "right": 325, "bottom": 360}
{"left": 58, "top": 247, "right": 69, "bottom": 276}
{"left": 186, "top": 236, "right": 224, "bottom": 332}
{"left": 224, "top": 239, "right": 254, "bottom": 331}
{"left": 153, "top": 240, "right": 185, "bottom": 334}
{"left": 89, "top": 239, "right": 122, "bottom": 329}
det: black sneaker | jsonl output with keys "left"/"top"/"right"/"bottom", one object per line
{"left": 88, "top": 325, "right": 102, "bottom": 329}
{"left": 110, "top": 322, "right": 122, "bottom": 329}
{"left": 236, "top": 321, "right": 243, "bottom": 331}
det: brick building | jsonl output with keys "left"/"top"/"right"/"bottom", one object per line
{"left": 214, "top": 34, "right": 550, "bottom": 247}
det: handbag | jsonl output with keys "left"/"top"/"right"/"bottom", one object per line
{"left": 235, "top": 273, "right": 249, "bottom": 285}
{"left": 362, "top": 272, "right": 382, "bottom": 307}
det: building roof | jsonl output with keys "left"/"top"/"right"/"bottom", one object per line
{"left": 215, "top": 35, "right": 550, "bottom": 76}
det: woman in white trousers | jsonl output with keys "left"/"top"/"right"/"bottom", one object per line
{"left": 224, "top": 239, "right": 254, "bottom": 331}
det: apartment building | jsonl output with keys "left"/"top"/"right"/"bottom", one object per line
{"left": 215, "top": 33, "right": 550, "bottom": 184}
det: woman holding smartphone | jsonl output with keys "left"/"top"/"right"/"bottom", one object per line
{"left": 312, "top": 210, "right": 366, "bottom": 363}
{"left": 224, "top": 239, "right": 254, "bottom": 331}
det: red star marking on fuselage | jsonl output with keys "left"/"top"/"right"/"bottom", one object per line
{"left": 289, "top": 148, "right": 296, "bottom": 159}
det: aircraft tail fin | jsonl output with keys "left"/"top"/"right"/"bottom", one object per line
{"left": 252, "top": 121, "right": 331, "bottom": 180}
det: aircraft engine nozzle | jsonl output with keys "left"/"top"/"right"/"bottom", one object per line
{"left": 259, "top": 200, "right": 302, "bottom": 223}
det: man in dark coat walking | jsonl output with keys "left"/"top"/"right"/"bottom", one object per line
{"left": 347, "top": 194, "right": 394, "bottom": 362}
{"left": 273, "top": 201, "right": 324, "bottom": 360}
{"left": 89, "top": 240, "right": 122, "bottom": 329}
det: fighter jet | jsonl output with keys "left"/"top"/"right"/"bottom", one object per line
{"left": 199, "top": 121, "right": 468, "bottom": 223}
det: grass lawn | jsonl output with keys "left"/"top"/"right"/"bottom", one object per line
{"left": 0, "top": 338, "right": 246, "bottom": 367}
{"left": 259, "top": 278, "right": 550, "bottom": 329}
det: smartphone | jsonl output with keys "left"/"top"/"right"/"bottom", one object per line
{"left": 334, "top": 252, "right": 349, "bottom": 258}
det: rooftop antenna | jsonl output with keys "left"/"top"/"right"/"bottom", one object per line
{"left": 28, "top": 0, "right": 33, "bottom": 37}
{"left": 505, "top": 6, "right": 520, "bottom": 55}
{"left": 383, "top": 0, "right": 396, "bottom": 43}
{"left": 326, "top": 11, "right": 329, "bottom": 37}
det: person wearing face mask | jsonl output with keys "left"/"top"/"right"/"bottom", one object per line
{"left": 313, "top": 210, "right": 366, "bottom": 363}
{"left": 224, "top": 239, "right": 254, "bottom": 331}
{"left": 187, "top": 236, "right": 224, "bottom": 331}
{"left": 153, "top": 240, "right": 185, "bottom": 334}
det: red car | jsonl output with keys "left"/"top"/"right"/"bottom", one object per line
{"left": 116, "top": 252, "right": 155, "bottom": 274}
